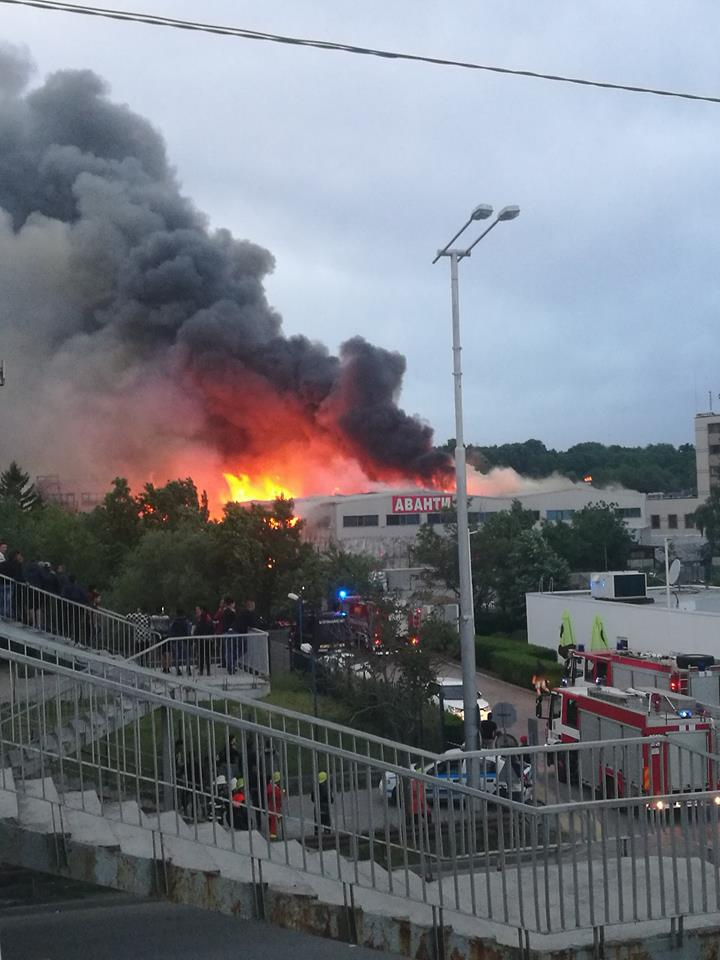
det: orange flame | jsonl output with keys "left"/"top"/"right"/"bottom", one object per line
{"left": 222, "top": 472, "right": 295, "bottom": 504}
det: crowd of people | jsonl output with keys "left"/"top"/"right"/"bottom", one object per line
{"left": 129, "top": 597, "right": 259, "bottom": 677}
{"left": 0, "top": 538, "right": 101, "bottom": 636}
{"left": 0, "top": 538, "right": 261, "bottom": 678}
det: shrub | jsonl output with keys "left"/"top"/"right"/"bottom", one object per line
{"left": 419, "top": 617, "right": 460, "bottom": 657}
{"left": 475, "top": 635, "right": 562, "bottom": 690}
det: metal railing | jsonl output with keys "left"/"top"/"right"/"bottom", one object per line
{"left": 0, "top": 573, "right": 150, "bottom": 659}
{"left": 0, "top": 574, "right": 269, "bottom": 683}
{"left": 128, "top": 631, "right": 270, "bottom": 680}
{"left": 2, "top": 626, "right": 720, "bottom": 937}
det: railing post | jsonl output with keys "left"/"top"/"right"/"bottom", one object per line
{"left": 161, "top": 706, "right": 174, "bottom": 812}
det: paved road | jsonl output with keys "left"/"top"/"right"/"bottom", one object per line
{"left": 435, "top": 656, "right": 538, "bottom": 742}
{"left": 0, "top": 895, "right": 403, "bottom": 960}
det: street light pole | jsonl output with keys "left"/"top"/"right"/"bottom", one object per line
{"left": 449, "top": 248, "right": 479, "bottom": 756}
{"left": 434, "top": 204, "right": 520, "bottom": 757}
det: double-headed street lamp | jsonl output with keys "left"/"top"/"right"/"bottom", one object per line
{"left": 433, "top": 204, "right": 520, "bottom": 756}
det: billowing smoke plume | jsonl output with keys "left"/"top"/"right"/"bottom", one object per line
{"left": 0, "top": 45, "right": 451, "bottom": 500}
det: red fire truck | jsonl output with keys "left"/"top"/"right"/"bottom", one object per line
{"left": 339, "top": 596, "right": 421, "bottom": 650}
{"left": 563, "top": 649, "right": 720, "bottom": 705}
{"left": 543, "top": 683, "right": 719, "bottom": 802}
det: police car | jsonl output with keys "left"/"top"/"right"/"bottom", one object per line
{"left": 380, "top": 749, "right": 533, "bottom": 805}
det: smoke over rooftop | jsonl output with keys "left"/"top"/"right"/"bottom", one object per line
{"left": 0, "top": 44, "right": 452, "bottom": 504}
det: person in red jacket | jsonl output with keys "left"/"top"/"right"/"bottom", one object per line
{"left": 266, "top": 771, "right": 283, "bottom": 839}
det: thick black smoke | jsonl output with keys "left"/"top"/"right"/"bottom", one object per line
{"left": 0, "top": 45, "right": 451, "bottom": 494}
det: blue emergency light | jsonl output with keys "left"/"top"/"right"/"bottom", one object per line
{"left": 678, "top": 709, "right": 693, "bottom": 719}
{"left": 338, "top": 589, "right": 348, "bottom": 600}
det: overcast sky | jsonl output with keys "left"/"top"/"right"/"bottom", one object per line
{"left": 2, "top": 0, "right": 719, "bottom": 452}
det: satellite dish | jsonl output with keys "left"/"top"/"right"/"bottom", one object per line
{"left": 668, "top": 558, "right": 682, "bottom": 586}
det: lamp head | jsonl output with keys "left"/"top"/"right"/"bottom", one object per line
{"left": 288, "top": 592, "right": 300, "bottom": 601}
{"left": 470, "top": 204, "right": 493, "bottom": 221}
{"left": 497, "top": 205, "right": 520, "bottom": 221}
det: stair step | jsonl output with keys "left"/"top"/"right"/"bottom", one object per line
{"left": 62, "top": 790, "right": 102, "bottom": 815}
{"left": 140, "top": 809, "right": 194, "bottom": 839}
{"left": 0, "top": 766, "right": 18, "bottom": 819}
{"left": 62, "top": 805, "right": 120, "bottom": 848}
{"left": 104, "top": 816, "right": 155, "bottom": 859}
{"left": 17, "top": 777, "right": 60, "bottom": 832}
{"left": 102, "top": 800, "right": 143, "bottom": 826}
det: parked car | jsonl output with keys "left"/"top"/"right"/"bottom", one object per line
{"left": 432, "top": 677, "right": 490, "bottom": 722}
{"left": 380, "top": 749, "right": 533, "bottom": 805}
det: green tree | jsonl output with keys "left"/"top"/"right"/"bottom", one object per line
{"left": 32, "top": 505, "right": 108, "bottom": 587}
{"left": 107, "top": 521, "right": 224, "bottom": 614}
{"left": 290, "top": 543, "right": 380, "bottom": 614}
{"left": 501, "top": 529, "right": 570, "bottom": 622}
{"left": 217, "top": 496, "right": 309, "bottom": 622}
{"left": 0, "top": 461, "right": 40, "bottom": 510}
{"left": 85, "top": 477, "right": 141, "bottom": 568}
{"left": 544, "top": 502, "right": 635, "bottom": 571}
{"left": 136, "top": 478, "right": 208, "bottom": 529}
{"left": 411, "top": 508, "right": 460, "bottom": 596}
{"left": 694, "top": 488, "right": 720, "bottom": 554}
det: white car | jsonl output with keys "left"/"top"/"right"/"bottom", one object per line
{"left": 380, "top": 749, "right": 533, "bottom": 805}
{"left": 432, "top": 677, "right": 490, "bottom": 722}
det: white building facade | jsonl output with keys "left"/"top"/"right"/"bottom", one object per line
{"left": 298, "top": 484, "right": 648, "bottom": 566}
{"left": 527, "top": 586, "right": 720, "bottom": 661}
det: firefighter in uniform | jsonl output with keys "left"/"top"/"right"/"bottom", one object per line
{"left": 266, "top": 771, "right": 283, "bottom": 839}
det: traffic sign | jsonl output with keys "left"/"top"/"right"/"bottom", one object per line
{"left": 492, "top": 701, "right": 517, "bottom": 730}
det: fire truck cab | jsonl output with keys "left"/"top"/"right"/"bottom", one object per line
{"left": 339, "top": 596, "right": 421, "bottom": 651}
{"left": 545, "top": 683, "right": 717, "bottom": 799}
{"left": 563, "top": 649, "right": 720, "bottom": 705}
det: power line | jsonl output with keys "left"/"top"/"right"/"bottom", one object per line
{"left": 2, "top": 0, "right": 719, "bottom": 106}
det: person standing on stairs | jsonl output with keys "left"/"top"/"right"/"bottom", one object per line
{"left": 313, "top": 770, "right": 333, "bottom": 837}
{"left": 169, "top": 608, "right": 193, "bottom": 676}
{"left": 193, "top": 605, "right": 215, "bottom": 676}
{"left": 266, "top": 771, "right": 283, "bottom": 840}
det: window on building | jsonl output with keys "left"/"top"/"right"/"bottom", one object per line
{"left": 546, "top": 509, "right": 575, "bottom": 522}
{"left": 427, "top": 511, "right": 457, "bottom": 525}
{"left": 651, "top": 515, "right": 661, "bottom": 529}
{"left": 618, "top": 507, "right": 642, "bottom": 519}
{"left": 467, "top": 511, "right": 497, "bottom": 524}
{"left": 668, "top": 514, "right": 678, "bottom": 529}
{"left": 710, "top": 445, "right": 720, "bottom": 456}
{"left": 386, "top": 514, "right": 420, "bottom": 526}
{"left": 685, "top": 513, "right": 696, "bottom": 529}
{"left": 342, "top": 515, "right": 379, "bottom": 528}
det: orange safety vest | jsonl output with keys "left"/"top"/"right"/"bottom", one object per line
{"left": 411, "top": 779, "right": 427, "bottom": 815}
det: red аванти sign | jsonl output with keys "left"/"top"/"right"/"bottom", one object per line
{"left": 391, "top": 494, "right": 453, "bottom": 514}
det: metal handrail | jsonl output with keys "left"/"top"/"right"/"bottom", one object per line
{"left": 127, "top": 630, "right": 270, "bottom": 680}
{"left": 3, "top": 622, "right": 720, "bottom": 937}
{"left": 0, "top": 613, "right": 442, "bottom": 766}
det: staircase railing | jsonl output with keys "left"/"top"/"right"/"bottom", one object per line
{"left": 3, "top": 623, "right": 720, "bottom": 937}
{"left": 0, "top": 573, "right": 147, "bottom": 659}
{"left": 0, "top": 574, "right": 269, "bottom": 683}
{"left": 127, "top": 630, "right": 270, "bottom": 680}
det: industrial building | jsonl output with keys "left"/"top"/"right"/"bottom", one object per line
{"left": 296, "top": 411, "right": 719, "bottom": 566}
{"left": 297, "top": 483, "right": 648, "bottom": 566}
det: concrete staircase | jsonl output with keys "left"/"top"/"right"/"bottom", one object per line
{"left": 3, "top": 696, "right": 154, "bottom": 779}
{"left": 0, "top": 766, "right": 465, "bottom": 957}
{"left": 3, "top": 766, "right": 719, "bottom": 960}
